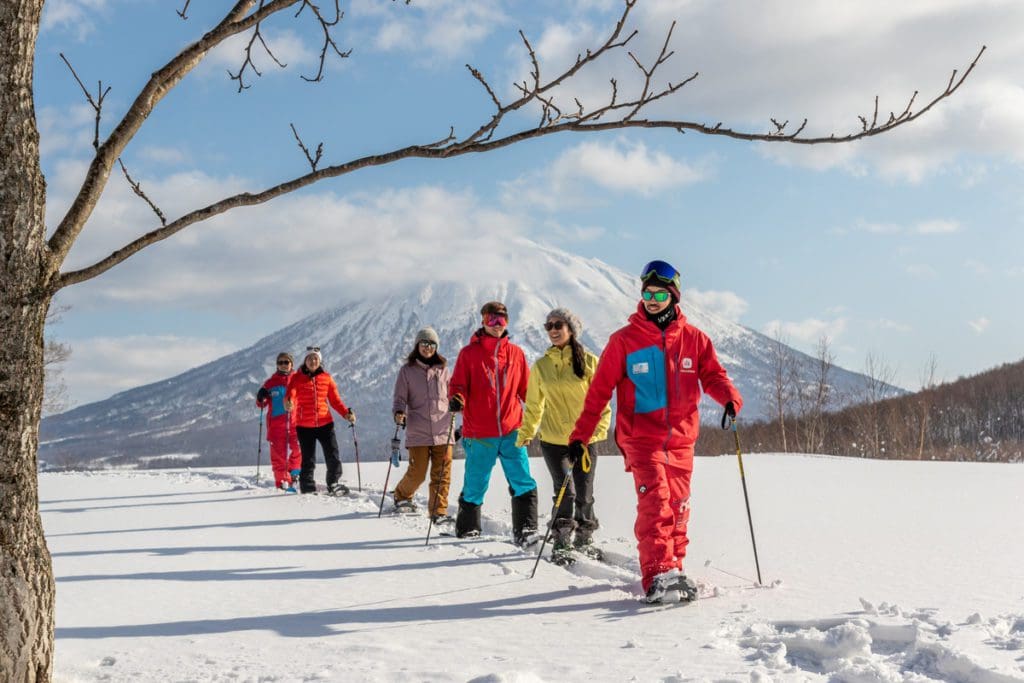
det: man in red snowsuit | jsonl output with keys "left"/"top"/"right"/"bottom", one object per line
{"left": 256, "top": 352, "right": 302, "bottom": 490}
{"left": 570, "top": 260, "right": 743, "bottom": 604}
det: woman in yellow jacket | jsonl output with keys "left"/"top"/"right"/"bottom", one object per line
{"left": 517, "top": 307, "right": 610, "bottom": 564}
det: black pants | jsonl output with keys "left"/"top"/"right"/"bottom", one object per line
{"left": 296, "top": 423, "right": 342, "bottom": 493}
{"left": 540, "top": 440, "right": 599, "bottom": 532}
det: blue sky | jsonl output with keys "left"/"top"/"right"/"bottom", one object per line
{"left": 37, "top": 0, "right": 1024, "bottom": 407}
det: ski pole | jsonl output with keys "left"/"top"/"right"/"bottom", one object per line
{"left": 724, "top": 415, "right": 763, "bottom": 586}
{"left": 254, "top": 405, "right": 265, "bottom": 484}
{"left": 425, "top": 413, "right": 457, "bottom": 547}
{"left": 379, "top": 424, "right": 403, "bottom": 518}
{"left": 349, "top": 421, "right": 362, "bottom": 492}
{"left": 530, "top": 468, "right": 573, "bottom": 579}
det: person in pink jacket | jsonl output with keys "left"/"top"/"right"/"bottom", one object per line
{"left": 391, "top": 327, "right": 455, "bottom": 526}
{"left": 570, "top": 260, "right": 743, "bottom": 604}
{"left": 255, "top": 351, "right": 302, "bottom": 491}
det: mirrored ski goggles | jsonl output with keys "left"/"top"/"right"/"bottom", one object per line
{"left": 306, "top": 346, "right": 320, "bottom": 352}
{"left": 485, "top": 314, "right": 507, "bottom": 327}
{"left": 640, "top": 260, "right": 680, "bottom": 285}
{"left": 641, "top": 289, "right": 672, "bottom": 302}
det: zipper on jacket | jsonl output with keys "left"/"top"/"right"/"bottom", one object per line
{"left": 661, "top": 329, "right": 672, "bottom": 463}
{"left": 494, "top": 341, "right": 502, "bottom": 435}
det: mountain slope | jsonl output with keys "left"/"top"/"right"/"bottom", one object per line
{"left": 40, "top": 240, "right": 880, "bottom": 468}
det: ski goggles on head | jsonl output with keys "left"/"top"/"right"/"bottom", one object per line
{"left": 641, "top": 289, "right": 672, "bottom": 302}
{"left": 640, "top": 260, "right": 680, "bottom": 287}
{"left": 306, "top": 346, "right": 320, "bottom": 352}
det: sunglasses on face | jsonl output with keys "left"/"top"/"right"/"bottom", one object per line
{"left": 642, "top": 290, "right": 671, "bottom": 302}
{"left": 485, "top": 315, "right": 507, "bottom": 327}
{"left": 543, "top": 321, "right": 565, "bottom": 332}
{"left": 277, "top": 360, "right": 292, "bottom": 366}
{"left": 418, "top": 341, "right": 437, "bottom": 348}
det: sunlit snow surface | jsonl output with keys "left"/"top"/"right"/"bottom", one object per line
{"left": 45, "top": 454, "right": 1024, "bottom": 682}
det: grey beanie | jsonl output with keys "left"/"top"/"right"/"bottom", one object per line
{"left": 415, "top": 327, "right": 440, "bottom": 346}
{"left": 547, "top": 308, "right": 582, "bottom": 338}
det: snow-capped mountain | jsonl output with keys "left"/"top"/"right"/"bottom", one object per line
{"left": 40, "top": 240, "right": 885, "bottom": 469}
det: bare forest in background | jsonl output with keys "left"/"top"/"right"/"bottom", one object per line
{"left": 697, "top": 342, "right": 1024, "bottom": 463}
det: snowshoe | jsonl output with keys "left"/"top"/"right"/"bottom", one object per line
{"left": 278, "top": 480, "right": 297, "bottom": 493}
{"left": 326, "top": 482, "right": 350, "bottom": 497}
{"left": 431, "top": 514, "right": 456, "bottom": 536}
{"left": 456, "top": 529, "right": 480, "bottom": 539}
{"left": 393, "top": 499, "right": 418, "bottom": 514}
{"left": 550, "top": 543, "right": 575, "bottom": 567}
{"left": 514, "top": 527, "right": 542, "bottom": 548}
{"left": 643, "top": 570, "right": 698, "bottom": 604}
{"left": 573, "top": 539, "right": 604, "bottom": 561}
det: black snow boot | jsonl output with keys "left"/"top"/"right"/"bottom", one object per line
{"left": 511, "top": 488, "right": 539, "bottom": 546}
{"left": 455, "top": 495, "right": 481, "bottom": 538}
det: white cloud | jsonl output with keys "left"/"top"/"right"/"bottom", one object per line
{"left": 358, "top": 0, "right": 508, "bottom": 62}
{"left": 138, "top": 146, "right": 190, "bottom": 165}
{"left": 503, "top": 138, "right": 709, "bottom": 209}
{"left": 762, "top": 317, "right": 848, "bottom": 347}
{"left": 906, "top": 263, "right": 938, "bottom": 278}
{"left": 46, "top": 160, "right": 538, "bottom": 315}
{"left": 968, "top": 317, "right": 990, "bottom": 334}
{"left": 915, "top": 219, "right": 960, "bottom": 234}
{"left": 682, "top": 288, "right": 748, "bottom": 322}
{"left": 62, "top": 334, "right": 238, "bottom": 406}
{"left": 538, "top": 0, "right": 1024, "bottom": 183}
{"left": 41, "top": 0, "right": 109, "bottom": 39}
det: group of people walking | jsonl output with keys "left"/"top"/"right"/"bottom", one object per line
{"left": 255, "top": 260, "right": 743, "bottom": 603}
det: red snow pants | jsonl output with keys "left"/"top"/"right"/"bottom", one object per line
{"left": 267, "top": 416, "right": 301, "bottom": 487}
{"left": 628, "top": 453, "right": 693, "bottom": 591}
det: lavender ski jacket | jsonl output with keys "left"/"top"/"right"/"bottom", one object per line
{"left": 392, "top": 359, "right": 454, "bottom": 447}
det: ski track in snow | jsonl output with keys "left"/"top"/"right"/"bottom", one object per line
{"left": 46, "top": 465, "right": 1024, "bottom": 683}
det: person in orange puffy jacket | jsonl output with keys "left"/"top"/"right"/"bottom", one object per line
{"left": 285, "top": 347, "right": 356, "bottom": 495}
{"left": 569, "top": 260, "right": 743, "bottom": 604}
{"left": 255, "top": 351, "right": 302, "bottom": 491}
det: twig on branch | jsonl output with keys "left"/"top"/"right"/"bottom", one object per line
{"left": 296, "top": 0, "right": 351, "bottom": 83}
{"left": 59, "top": 53, "right": 111, "bottom": 151}
{"left": 229, "top": 2, "right": 288, "bottom": 92}
{"left": 117, "top": 159, "right": 168, "bottom": 227}
{"left": 177, "top": 0, "right": 191, "bottom": 20}
{"left": 289, "top": 123, "right": 323, "bottom": 171}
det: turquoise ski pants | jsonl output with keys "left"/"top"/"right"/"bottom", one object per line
{"left": 460, "top": 430, "right": 537, "bottom": 505}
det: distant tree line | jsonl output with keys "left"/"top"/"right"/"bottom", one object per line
{"left": 697, "top": 337, "right": 1024, "bottom": 463}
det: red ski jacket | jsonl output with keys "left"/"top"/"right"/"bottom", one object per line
{"left": 286, "top": 366, "right": 350, "bottom": 429}
{"left": 449, "top": 330, "right": 529, "bottom": 439}
{"left": 570, "top": 303, "right": 742, "bottom": 467}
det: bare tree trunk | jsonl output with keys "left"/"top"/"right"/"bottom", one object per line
{"left": 1, "top": 2, "right": 55, "bottom": 680}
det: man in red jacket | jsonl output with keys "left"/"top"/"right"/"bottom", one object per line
{"left": 449, "top": 301, "right": 538, "bottom": 544}
{"left": 570, "top": 260, "right": 743, "bottom": 603}
{"left": 256, "top": 351, "right": 302, "bottom": 491}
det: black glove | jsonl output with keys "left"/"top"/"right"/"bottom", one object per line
{"left": 454, "top": 427, "right": 462, "bottom": 442}
{"left": 256, "top": 387, "right": 270, "bottom": 404}
{"left": 567, "top": 440, "right": 585, "bottom": 465}
{"left": 721, "top": 400, "right": 737, "bottom": 429}
{"left": 448, "top": 396, "right": 463, "bottom": 413}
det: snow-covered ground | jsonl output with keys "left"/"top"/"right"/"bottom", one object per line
{"left": 43, "top": 453, "right": 1024, "bottom": 682}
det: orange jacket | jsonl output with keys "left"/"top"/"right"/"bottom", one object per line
{"left": 286, "top": 366, "right": 350, "bottom": 428}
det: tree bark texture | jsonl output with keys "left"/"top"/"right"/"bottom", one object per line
{"left": 1, "top": 1, "right": 56, "bottom": 681}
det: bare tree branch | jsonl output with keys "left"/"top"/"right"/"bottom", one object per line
{"left": 117, "top": 159, "right": 167, "bottom": 226}
{"left": 296, "top": 0, "right": 351, "bottom": 83}
{"left": 177, "top": 0, "right": 192, "bottom": 20}
{"left": 59, "top": 53, "right": 111, "bottom": 151}
{"left": 229, "top": 1, "right": 289, "bottom": 92}
{"left": 289, "top": 123, "right": 323, "bottom": 171}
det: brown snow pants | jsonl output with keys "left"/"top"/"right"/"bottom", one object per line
{"left": 393, "top": 444, "right": 452, "bottom": 515}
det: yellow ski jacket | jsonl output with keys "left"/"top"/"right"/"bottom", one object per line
{"left": 517, "top": 345, "right": 610, "bottom": 447}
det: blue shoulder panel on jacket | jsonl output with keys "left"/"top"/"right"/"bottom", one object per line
{"left": 269, "top": 385, "right": 288, "bottom": 418}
